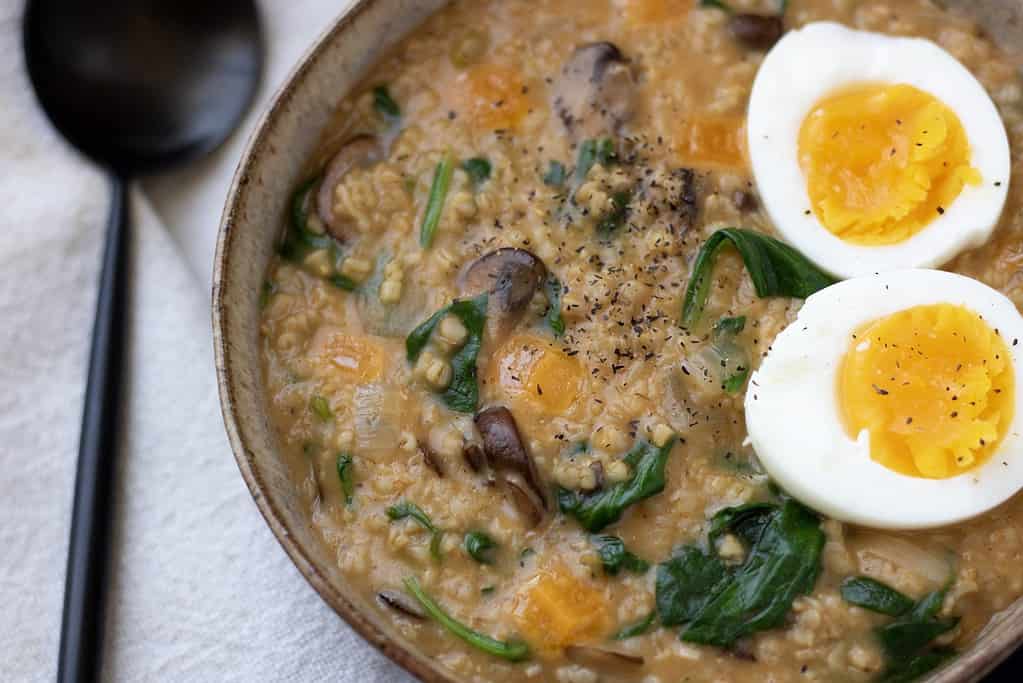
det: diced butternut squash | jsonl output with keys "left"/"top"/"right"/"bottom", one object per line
{"left": 457, "top": 64, "right": 531, "bottom": 131}
{"left": 310, "top": 328, "right": 385, "bottom": 382}
{"left": 489, "top": 334, "right": 584, "bottom": 415}
{"left": 512, "top": 565, "right": 610, "bottom": 653}
{"left": 624, "top": 0, "right": 693, "bottom": 25}
{"left": 674, "top": 116, "right": 748, "bottom": 169}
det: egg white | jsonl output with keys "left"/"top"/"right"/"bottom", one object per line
{"left": 747, "top": 22, "right": 1010, "bottom": 280}
{"left": 744, "top": 269, "right": 1023, "bottom": 529}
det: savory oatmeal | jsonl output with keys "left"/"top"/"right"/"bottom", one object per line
{"left": 258, "top": 1, "right": 1023, "bottom": 681}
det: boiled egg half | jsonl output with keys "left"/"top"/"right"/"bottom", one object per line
{"left": 745, "top": 269, "right": 1023, "bottom": 529}
{"left": 747, "top": 22, "right": 1010, "bottom": 279}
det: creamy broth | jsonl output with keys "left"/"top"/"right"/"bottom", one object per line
{"left": 259, "top": 2, "right": 1023, "bottom": 681}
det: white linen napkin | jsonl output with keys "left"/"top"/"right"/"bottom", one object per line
{"left": 0, "top": 0, "right": 415, "bottom": 680}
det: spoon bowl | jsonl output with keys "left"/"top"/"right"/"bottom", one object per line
{"left": 23, "top": 2, "right": 262, "bottom": 681}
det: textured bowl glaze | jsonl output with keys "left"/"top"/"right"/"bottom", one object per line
{"left": 213, "top": 2, "right": 1023, "bottom": 680}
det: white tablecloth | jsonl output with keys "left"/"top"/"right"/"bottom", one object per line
{"left": 0, "top": 1, "right": 415, "bottom": 680}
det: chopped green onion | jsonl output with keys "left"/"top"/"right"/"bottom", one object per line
{"left": 543, "top": 160, "right": 567, "bottom": 187}
{"left": 336, "top": 453, "right": 355, "bottom": 506}
{"left": 373, "top": 84, "right": 401, "bottom": 120}
{"left": 310, "top": 395, "right": 332, "bottom": 421}
{"left": 461, "top": 157, "right": 492, "bottom": 187}
{"left": 464, "top": 531, "right": 498, "bottom": 564}
{"left": 387, "top": 501, "right": 444, "bottom": 560}
{"left": 613, "top": 612, "right": 656, "bottom": 640}
{"left": 329, "top": 274, "right": 359, "bottom": 291}
{"left": 419, "top": 152, "right": 455, "bottom": 248}
{"left": 543, "top": 276, "right": 565, "bottom": 338}
{"left": 403, "top": 576, "right": 531, "bottom": 661}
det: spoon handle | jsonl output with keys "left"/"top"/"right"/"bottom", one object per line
{"left": 58, "top": 173, "right": 129, "bottom": 683}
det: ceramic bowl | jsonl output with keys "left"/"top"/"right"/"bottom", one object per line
{"left": 213, "top": 1, "right": 1023, "bottom": 680}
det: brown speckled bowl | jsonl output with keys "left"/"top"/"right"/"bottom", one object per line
{"left": 213, "top": 1, "right": 1023, "bottom": 680}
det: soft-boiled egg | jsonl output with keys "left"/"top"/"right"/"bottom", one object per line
{"left": 745, "top": 269, "right": 1023, "bottom": 529}
{"left": 747, "top": 22, "right": 1010, "bottom": 279}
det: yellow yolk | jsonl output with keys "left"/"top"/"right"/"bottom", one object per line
{"left": 489, "top": 334, "right": 584, "bottom": 415}
{"left": 799, "top": 84, "right": 981, "bottom": 245}
{"left": 839, "top": 303, "right": 1014, "bottom": 478}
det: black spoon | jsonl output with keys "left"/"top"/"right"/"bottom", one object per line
{"left": 23, "top": 2, "right": 263, "bottom": 681}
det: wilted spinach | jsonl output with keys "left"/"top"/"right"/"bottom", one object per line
{"left": 406, "top": 294, "right": 488, "bottom": 413}
{"left": 655, "top": 499, "right": 825, "bottom": 647}
{"left": 558, "top": 438, "right": 676, "bottom": 532}
{"left": 592, "top": 535, "right": 650, "bottom": 576}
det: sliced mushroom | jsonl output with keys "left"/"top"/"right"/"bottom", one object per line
{"left": 475, "top": 406, "right": 548, "bottom": 524}
{"left": 553, "top": 42, "right": 636, "bottom": 141}
{"left": 565, "top": 646, "right": 645, "bottom": 669}
{"left": 462, "top": 443, "right": 487, "bottom": 473}
{"left": 419, "top": 445, "right": 445, "bottom": 477}
{"left": 316, "top": 135, "right": 382, "bottom": 240}
{"left": 588, "top": 461, "right": 606, "bottom": 492}
{"left": 503, "top": 473, "right": 546, "bottom": 528}
{"left": 727, "top": 14, "right": 784, "bottom": 50}
{"left": 459, "top": 248, "right": 547, "bottom": 334}
{"left": 377, "top": 590, "right": 426, "bottom": 620}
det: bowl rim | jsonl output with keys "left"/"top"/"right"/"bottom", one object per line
{"left": 212, "top": 2, "right": 1023, "bottom": 682}
{"left": 212, "top": 1, "right": 453, "bottom": 681}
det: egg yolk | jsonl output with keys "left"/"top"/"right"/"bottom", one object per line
{"left": 839, "top": 303, "right": 1014, "bottom": 478}
{"left": 799, "top": 83, "right": 981, "bottom": 246}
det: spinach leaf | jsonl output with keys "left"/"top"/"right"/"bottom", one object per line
{"left": 596, "top": 190, "right": 631, "bottom": 238}
{"left": 558, "top": 438, "right": 676, "bottom": 532}
{"left": 878, "top": 648, "right": 956, "bottom": 683}
{"left": 681, "top": 228, "right": 836, "bottom": 328}
{"left": 372, "top": 84, "right": 401, "bottom": 120}
{"left": 592, "top": 535, "right": 650, "bottom": 576}
{"left": 706, "top": 502, "right": 775, "bottom": 547}
{"left": 543, "top": 160, "right": 567, "bottom": 187}
{"left": 462, "top": 157, "right": 492, "bottom": 187}
{"left": 543, "top": 275, "right": 566, "bottom": 338}
{"left": 403, "top": 576, "right": 531, "bottom": 662}
{"left": 279, "top": 176, "right": 332, "bottom": 260}
{"left": 406, "top": 294, "right": 488, "bottom": 413}
{"left": 336, "top": 453, "right": 355, "bottom": 506}
{"left": 843, "top": 578, "right": 961, "bottom": 681}
{"left": 387, "top": 501, "right": 444, "bottom": 561}
{"left": 840, "top": 577, "right": 914, "bottom": 617}
{"left": 613, "top": 612, "right": 656, "bottom": 640}
{"left": 656, "top": 499, "right": 825, "bottom": 647}
{"left": 419, "top": 151, "right": 455, "bottom": 248}
{"left": 464, "top": 531, "right": 498, "bottom": 564}
{"left": 656, "top": 546, "right": 728, "bottom": 626}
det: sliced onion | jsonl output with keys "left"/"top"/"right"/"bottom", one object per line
{"left": 565, "top": 645, "right": 644, "bottom": 669}
{"left": 852, "top": 532, "right": 950, "bottom": 587}
{"left": 354, "top": 383, "right": 403, "bottom": 455}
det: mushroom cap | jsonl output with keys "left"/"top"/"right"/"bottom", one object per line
{"left": 459, "top": 247, "right": 547, "bottom": 335}
{"left": 552, "top": 42, "right": 636, "bottom": 141}
{"left": 316, "top": 134, "right": 382, "bottom": 240}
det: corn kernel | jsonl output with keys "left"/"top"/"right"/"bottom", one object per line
{"left": 380, "top": 280, "right": 403, "bottom": 304}
{"left": 652, "top": 423, "right": 675, "bottom": 448}
{"left": 425, "top": 358, "right": 453, "bottom": 390}
{"left": 303, "top": 249, "right": 334, "bottom": 278}
{"left": 435, "top": 314, "right": 468, "bottom": 351}
{"left": 339, "top": 257, "right": 372, "bottom": 283}
{"left": 606, "top": 460, "right": 631, "bottom": 483}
